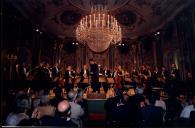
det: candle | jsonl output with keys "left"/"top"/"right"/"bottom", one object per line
{"left": 110, "top": 16, "right": 113, "bottom": 28}
{"left": 90, "top": 15, "right": 91, "bottom": 28}
{"left": 93, "top": 13, "right": 95, "bottom": 26}
{"left": 103, "top": 14, "right": 105, "bottom": 27}
{"left": 99, "top": 13, "right": 100, "bottom": 27}
{"left": 108, "top": 15, "right": 109, "bottom": 28}
{"left": 83, "top": 18, "right": 85, "bottom": 27}
{"left": 86, "top": 16, "right": 88, "bottom": 27}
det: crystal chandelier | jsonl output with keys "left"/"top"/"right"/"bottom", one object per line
{"left": 76, "top": 5, "right": 122, "bottom": 53}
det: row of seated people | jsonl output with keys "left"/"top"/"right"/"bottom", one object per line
{"left": 8, "top": 58, "right": 195, "bottom": 95}
{"left": 105, "top": 91, "right": 195, "bottom": 127}
{"left": 14, "top": 62, "right": 194, "bottom": 96}
{"left": 5, "top": 86, "right": 86, "bottom": 127}
{"left": 4, "top": 79, "right": 195, "bottom": 127}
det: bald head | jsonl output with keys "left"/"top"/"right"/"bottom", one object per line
{"left": 57, "top": 100, "right": 70, "bottom": 117}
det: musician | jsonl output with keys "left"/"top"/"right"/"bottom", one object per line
{"left": 74, "top": 66, "right": 80, "bottom": 78}
{"left": 43, "top": 63, "right": 52, "bottom": 80}
{"left": 34, "top": 62, "right": 48, "bottom": 81}
{"left": 64, "top": 65, "right": 74, "bottom": 92}
{"left": 117, "top": 65, "right": 124, "bottom": 77}
{"left": 170, "top": 63, "right": 180, "bottom": 80}
{"left": 153, "top": 66, "right": 168, "bottom": 89}
{"left": 80, "top": 65, "right": 89, "bottom": 90}
{"left": 52, "top": 63, "right": 60, "bottom": 79}
{"left": 80, "top": 65, "right": 89, "bottom": 79}
{"left": 151, "top": 67, "right": 161, "bottom": 82}
{"left": 153, "top": 67, "right": 160, "bottom": 77}
{"left": 17, "top": 63, "right": 28, "bottom": 80}
{"left": 150, "top": 66, "right": 162, "bottom": 87}
{"left": 101, "top": 66, "right": 111, "bottom": 93}
{"left": 115, "top": 65, "right": 124, "bottom": 89}
{"left": 186, "top": 71, "right": 192, "bottom": 81}
{"left": 140, "top": 65, "right": 150, "bottom": 82}
{"left": 131, "top": 67, "right": 139, "bottom": 88}
{"left": 132, "top": 67, "right": 139, "bottom": 77}
{"left": 89, "top": 59, "right": 99, "bottom": 93}
{"left": 113, "top": 66, "right": 118, "bottom": 78}
{"left": 124, "top": 69, "right": 131, "bottom": 84}
{"left": 124, "top": 70, "right": 130, "bottom": 77}
{"left": 160, "top": 66, "right": 169, "bottom": 82}
{"left": 103, "top": 66, "right": 111, "bottom": 78}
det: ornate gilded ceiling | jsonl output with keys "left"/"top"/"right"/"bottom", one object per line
{"left": 9, "top": 0, "right": 194, "bottom": 39}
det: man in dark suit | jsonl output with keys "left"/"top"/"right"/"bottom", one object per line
{"left": 35, "top": 62, "right": 46, "bottom": 81}
{"left": 140, "top": 96, "right": 164, "bottom": 126}
{"left": 102, "top": 66, "right": 111, "bottom": 92}
{"left": 52, "top": 63, "right": 60, "bottom": 79}
{"left": 80, "top": 64, "right": 89, "bottom": 90}
{"left": 80, "top": 65, "right": 89, "bottom": 80}
{"left": 89, "top": 59, "right": 99, "bottom": 93}
{"left": 64, "top": 65, "right": 74, "bottom": 92}
{"left": 103, "top": 66, "right": 112, "bottom": 78}
{"left": 170, "top": 63, "right": 180, "bottom": 81}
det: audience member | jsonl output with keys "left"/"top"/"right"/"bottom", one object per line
{"left": 140, "top": 95, "right": 164, "bottom": 126}
{"left": 68, "top": 90, "right": 84, "bottom": 126}
{"left": 180, "top": 95, "right": 195, "bottom": 119}
{"left": 49, "top": 85, "right": 65, "bottom": 107}
{"left": 40, "top": 100, "right": 77, "bottom": 127}
{"left": 164, "top": 93, "right": 183, "bottom": 125}
{"left": 6, "top": 95, "right": 30, "bottom": 126}
{"left": 31, "top": 94, "right": 55, "bottom": 119}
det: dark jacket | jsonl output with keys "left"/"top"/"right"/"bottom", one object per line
{"left": 40, "top": 115, "right": 77, "bottom": 127}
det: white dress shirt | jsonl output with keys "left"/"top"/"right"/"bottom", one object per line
{"left": 180, "top": 105, "right": 195, "bottom": 118}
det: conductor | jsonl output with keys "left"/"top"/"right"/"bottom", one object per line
{"left": 89, "top": 59, "right": 100, "bottom": 93}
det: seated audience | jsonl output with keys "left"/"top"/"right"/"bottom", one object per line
{"left": 177, "top": 93, "right": 188, "bottom": 108}
{"left": 140, "top": 95, "right": 164, "bottom": 126}
{"left": 49, "top": 85, "right": 65, "bottom": 107}
{"left": 165, "top": 93, "right": 183, "bottom": 124}
{"left": 68, "top": 90, "right": 85, "bottom": 126}
{"left": 31, "top": 94, "right": 55, "bottom": 119}
{"left": 180, "top": 95, "right": 195, "bottom": 119}
{"left": 104, "top": 95, "right": 120, "bottom": 124}
{"left": 40, "top": 100, "right": 77, "bottom": 127}
{"left": 18, "top": 118, "right": 40, "bottom": 126}
{"left": 76, "top": 89, "right": 88, "bottom": 117}
{"left": 5, "top": 95, "right": 30, "bottom": 126}
{"left": 111, "top": 94, "right": 132, "bottom": 126}
{"left": 154, "top": 92, "right": 166, "bottom": 111}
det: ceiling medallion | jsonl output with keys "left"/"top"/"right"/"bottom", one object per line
{"left": 69, "top": 0, "right": 129, "bottom": 11}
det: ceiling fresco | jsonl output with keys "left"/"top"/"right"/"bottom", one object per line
{"left": 9, "top": 0, "right": 194, "bottom": 39}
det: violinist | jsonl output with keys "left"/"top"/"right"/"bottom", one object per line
{"left": 64, "top": 65, "right": 74, "bottom": 92}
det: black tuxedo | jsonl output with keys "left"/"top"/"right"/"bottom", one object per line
{"left": 18, "top": 65, "right": 27, "bottom": 80}
{"left": 90, "top": 64, "right": 99, "bottom": 76}
{"left": 160, "top": 70, "right": 169, "bottom": 80}
{"left": 80, "top": 69, "right": 89, "bottom": 77}
{"left": 170, "top": 68, "right": 180, "bottom": 80}
{"left": 52, "top": 67, "right": 59, "bottom": 78}
{"left": 64, "top": 70, "right": 74, "bottom": 92}
{"left": 90, "top": 63, "right": 99, "bottom": 92}
{"left": 79, "top": 68, "right": 90, "bottom": 90}
{"left": 64, "top": 70, "right": 74, "bottom": 82}
{"left": 103, "top": 70, "right": 111, "bottom": 78}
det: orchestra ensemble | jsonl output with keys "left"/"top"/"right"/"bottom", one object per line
{"left": 13, "top": 58, "right": 189, "bottom": 96}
